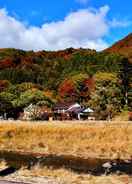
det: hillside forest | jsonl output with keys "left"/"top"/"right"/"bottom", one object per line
{"left": 0, "top": 46, "right": 131, "bottom": 120}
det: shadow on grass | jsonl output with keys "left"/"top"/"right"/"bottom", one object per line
{"left": 0, "top": 150, "right": 132, "bottom": 176}
{"left": 0, "top": 166, "right": 19, "bottom": 177}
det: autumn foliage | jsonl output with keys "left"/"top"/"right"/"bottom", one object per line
{"left": 129, "top": 112, "right": 132, "bottom": 121}
{"left": 0, "top": 40, "right": 131, "bottom": 119}
{"left": 58, "top": 79, "right": 76, "bottom": 99}
{"left": 0, "top": 80, "right": 10, "bottom": 92}
{"left": 58, "top": 75, "right": 95, "bottom": 102}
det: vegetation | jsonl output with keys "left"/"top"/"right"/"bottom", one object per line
{"left": 0, "top": 160, "right": 131, "bottom": 184}
{"left": 0, "top": 122, "right": 132, "bottom": 159}
{"left": 89, "top": 72, "right": 122, "bottom": 120}
{"left": 0, "top": 41, "right": 131, "bottom": 119}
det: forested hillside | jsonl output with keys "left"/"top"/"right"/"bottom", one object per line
{"left": 105, "top": 33, "right": 132, "bottom": 61}
{"left": 0, "top": 35, "right": 131, "bottom": 120}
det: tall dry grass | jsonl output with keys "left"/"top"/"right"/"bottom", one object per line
{"left": 0, "top": 121, "right": 132, "bottom": 159}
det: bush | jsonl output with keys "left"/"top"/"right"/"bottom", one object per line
{"left": 129, "top": 112, "right": 132, "bottom": 121}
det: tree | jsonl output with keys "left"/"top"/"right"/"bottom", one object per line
{"left": 58, "top": 73, "right": 94, "bottom": 103}
{"left": 119, "top": 57, "right": 132, "bottom": 109}
{"left": 89, "top": 72, "right": 122, "bottom": 120}
{"left": 13, "top": 89, "right": 54, "bottom": 109}
{"left": 0, "top": 92, "right": 15, "bottom": 116}
{"left": 0, "top": 80, "right": 11, "bottom": 92}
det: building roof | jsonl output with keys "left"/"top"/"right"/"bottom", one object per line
{"left": 67, "top": 107, "right": 85, "bottom": 114}
{"left": 53, "top": 102, "right": 76, "bottom": 111}
{"left": 67, "top": 103, "right": 81, "bottom": 111}
{"left": 53, "top": 102, "right": 94, "bottom": 115}
{"left": 83, "top": 108, "right": 94, "bottom": 113}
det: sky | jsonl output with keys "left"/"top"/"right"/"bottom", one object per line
{"left": 0, "top": 0, "right": 131, "bottom": 51}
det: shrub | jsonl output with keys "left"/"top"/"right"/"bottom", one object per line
{"left": 129, "top": 112, "right": 132, "bottom": 121}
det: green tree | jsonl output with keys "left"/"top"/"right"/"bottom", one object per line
{"left": 13, "top": 89, "right": 53, "bottom": 108}
{"left": 119, "top": 57, "right": 132, "bottom": 109}
{"left": 89, "top": 72, "right": 122, "bottom": 120}
{"left": 0, "top": 92, "right": 15, "bottom": 116}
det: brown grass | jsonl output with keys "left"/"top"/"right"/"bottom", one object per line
{"left": 1, "top": 162, "right": 132, "bottom": 184}
{"left": 21, "top": 166, "right": 132, "bottom": 184}
{"left": 0, "top": 121, "right": 132, "bottom": 159}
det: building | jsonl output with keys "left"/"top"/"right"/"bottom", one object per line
{"left": 53, "top": 102, "right": 94, "bottom": 121}
{"left": 53, "top": 102, "right": 74, "bottom": 120}
{"left": 21, "top": 104, "right": 51, "bottom": 121}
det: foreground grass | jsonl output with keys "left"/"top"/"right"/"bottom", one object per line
{"left": 21, "top": 166, "right": 132, "bottom": 184}
{"left": 1, "top": 161, "right": 132, "bottom": 184}
{"left": 0, "top": 121, "right": 132, "bottom": 159}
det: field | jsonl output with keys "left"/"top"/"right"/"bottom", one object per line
{"left": 1, "top": 164, "right": 132, "bottom": 184}
{"left": 0, "top": 121, "right": 132, "bottom": 184}
{"left": 0, "top": 121, "right": 132, "bottom": 159}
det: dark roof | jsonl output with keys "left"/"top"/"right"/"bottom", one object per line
{"left": 53, "top": 102, "right": 75, "bottom": 111}
{"left": 67, "top": 107, "right": 85, "bottom": 114}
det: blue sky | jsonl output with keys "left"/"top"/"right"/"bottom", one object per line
{"left": 0, "top": 0, "right": 131, "bottom": 51}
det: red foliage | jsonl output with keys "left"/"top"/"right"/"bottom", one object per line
{"left": 0, "top": 54, "right": 34, "bottom": 69}
{"left": 79, "top": 78, "right": 95, "bottom": 99}
{"left": 84, "top": 77, "right": 95, "bottom": 91}
{"left": 129, "top": 112, "right": 132, "bottom": 121}
{"left": 0, "top": 80, "right": 10, "bottom": 92}
{"left": 0, "top": 58, "right": 14, "bottom": 69}
{"left": 22, "top": 56, "right": 33, "bottom": 66}
{"left": 105, "top": 33, "right": 132, "bottom": 57}
{"left": 58, "top": 77, "right": 95, "bottom": 101}
{"left": 35, "top": 48, "right": 77, "bottom": 60}
{"left": 58, "top": 79, "right": 76, "bottom": 98}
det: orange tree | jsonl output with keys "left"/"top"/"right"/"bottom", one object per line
{"left": 58, "top": 73, "right": 94, "bottom": 103}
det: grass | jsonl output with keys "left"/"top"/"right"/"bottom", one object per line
{"left": 21, "top": 166, "right": 132, "bottom": 184}
{"left": 113, "top": 110, "right": 129, "bottom": 121}
{"left": 0, "top": 161, "right": 131, "bottom": 184}
{"left": 0, "top": 121, "right": 132, "bottom": 159}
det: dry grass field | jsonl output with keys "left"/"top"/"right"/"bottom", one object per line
{"left": 0, "top": 121, "right": 131, "bottom": 159}
{"left": 0, "top": 121, "right": 132, "bottom": 184}
{"left": 2, "top": 164, "right": 132, "bottom": 184}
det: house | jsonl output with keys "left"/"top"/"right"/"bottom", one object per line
{"left": 67, "top": 103, "right": 85, "bottom": 120}
{"left": 20, "top": 104, "right": 38, "bottom": 120}
{"left": 21, "top": 102, "right": 95, "bottom": 121}
{"left": 53, "top": 102, "right": 75, "bottom": 120}
{"left": 53, "top": 102, "right": 94, "bottom": 121}
{"left": 80, "top": 108, "right": 95, "bottom": 120}
{"left": 21, "top": 104, "right": 52, "bottom": 121}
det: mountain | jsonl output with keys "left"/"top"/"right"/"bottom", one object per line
{"left": 0, "top": 36, "right": 131, "bottom": 118}
{"left": 0, "top": 46, "right": 124, "bottom": 90}
{"left": 105, "top": 33, "right": 132, "bottom": 61}
{"left": 0, "top": 48, "right": 96, "bottom": 69}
